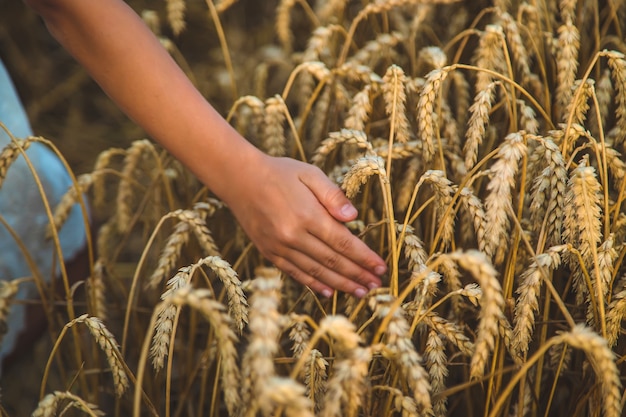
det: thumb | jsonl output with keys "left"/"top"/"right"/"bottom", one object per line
{"left": 302, "top": 166, "right": 358, "bottom": 222}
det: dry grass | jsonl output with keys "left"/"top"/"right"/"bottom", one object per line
{"left": 3, "top": 0, "right": 626, "bottom": 416}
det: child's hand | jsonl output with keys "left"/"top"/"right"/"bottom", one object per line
{"left": 224, "top": 154, "right": 386, "bottom": 298}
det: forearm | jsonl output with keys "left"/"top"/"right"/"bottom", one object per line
{"left": 26, "top": 0, "right": 261, "bottom": 204}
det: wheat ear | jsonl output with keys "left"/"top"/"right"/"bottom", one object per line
{"left": 318, "top": 316, "right": 371, "bottom": 417}
{"left": 499, "top": 12, "right": 532, "bottom": 87}
{"left": 69, "top": 314, "right": 129, "bottom": 396}
{"left": 422, "top": 170, "right": 456, "bottom": 249}
{"left": 417, "top": 68, "right": 450, "bottom": 162}
{"left": 383, "top": 64, "right": 411, "bottom": 144}
{"left": 512, "top": 250, "right": 562, "bottom": 357}
{"left": 344, "top": 84, "right": 375, "bottom": 132}
{"left": 0, "top": 278, "right": 26, "bottom": 345}
{"left": 166, "top": 0, "right": 186, "bottom": 35}
{"left": 563, "top": 157, "right": 603, "bottom": 319}
{"left": 32, "top": 391, "right": 103, "bottom": 417}
{"left": 276, "top": 0, "right": 297, "bottom": 52}
{"left": 528, "top": 135, "right": 567, "bottom": 248}
{"left": 420, "top": 310, "right": 474, "bottom": 357}
{"left": 341, "top": 155, "right": 388, "bottom": 199}
{"left": 0, "top": 138, "right": 31, "bottom": 189}
{"left": 263, "top": 95, "right": 288, "bottom": 157}
{"left": 606, "top": 288, "right": 626, "bottom": 346}
{"left": 371, "top": 294, "right": 432, "bottom": 415}
{"left": 555, "top": 18, "right": 580, "bottom": 120}
{"left": 464, "top": 81, "right": 498, "bottom": 171}
{"left": 151, "top": 265, "right": 191, "bottom": 371}
{"left": 473, "top": 25, "right": 506, "bottom": 94}
{"left": 483, "top": 132, "right": 527, "bottom": 264}
{"left": 315, "top": 0, "right": 348, "bottom": 22}
{"left": 147, "top": 207, "right": 221, "bottom": 290}
{"left": 447, "top": 251, "right": 506, "bottom": 379}
{"left": 242, "top": 270, "right": 314, "bottom": 417}
{"left": 47, "top": 172, "right": 93, "bottom": 238}
{"left": 606, "top": 51, "right": 626, "bottom": 148}
{"left": 458, "top": 187, "right": 487, "bottom": 252}
{"left": 241, "top": 268, "right": 283, "bottom": 414}
{"left": 116, "top": 139, "right": 153, "bottom": 232}
{"left": 312, "top": 129, "right": 373, "bottom": 167}
{"left": 88, "top": 260, "right": 108, "bottom": 320}
{"left": 166, "top": 285, "right": 241, "bottom": 416}
{"left": 557, "top": 325, "right": 622, "bottom": 417}
{"left": 305, "top": 348, "right": 328, "bottom": 412}
{"left": 425, "top": 329, "right": 448, "bottom": 417}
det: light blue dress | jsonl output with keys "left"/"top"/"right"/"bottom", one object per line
{"left": 0, "top": 59, "right": 89, "bottom": 373}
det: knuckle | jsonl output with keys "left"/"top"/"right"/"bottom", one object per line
{"left": 306, "top": 263, "right": 324, "bottom": 279}
{"left": 323, "top": 253, "right": 341, "bottom": 270}
{"left": 276, "top": 225, "right": 299, "bottom": 245}
{"left": 335, "top": 235, "right": 354, "bottom": 252}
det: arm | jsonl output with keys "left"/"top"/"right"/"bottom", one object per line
{"left": 25, "top": 0, "right": 386, "bottom": 297}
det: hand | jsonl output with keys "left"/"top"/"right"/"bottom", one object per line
{"left": 224, "top": 154, "right": 386, "bottom": 298}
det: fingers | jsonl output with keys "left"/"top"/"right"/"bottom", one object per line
{"left": 271, "top": 247, "right": 377, "bottom": 299}
{"left": 298, "top": 165, "right": 387, "bottom": 276}
{"left": 266, "top": 216, "right": 384, "bottom": 298}
{"left": 300, "top": 165, "right": 359, "bottom": 222}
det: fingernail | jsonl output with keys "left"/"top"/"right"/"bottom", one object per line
{"left": 322, "top": 289, "right": 334, "bottom": 298}
{"left": 375, "top": 265, "right": 387, "bottom": 275}
{"left": 341, "top": 204, "right": 357, "bottom": 218}
{"left": 354, "top": 288, "right": 367, "bottom": 298}
{"left": 368, "top": 281, "right": 380, "bottom": 290}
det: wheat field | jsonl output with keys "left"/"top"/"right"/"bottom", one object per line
{"left": 2, "top": 0, "right": 626, "bottom": 416}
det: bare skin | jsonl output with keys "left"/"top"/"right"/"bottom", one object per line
{"left": 24, "top": 0, "right": 386, "bottom": 297}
